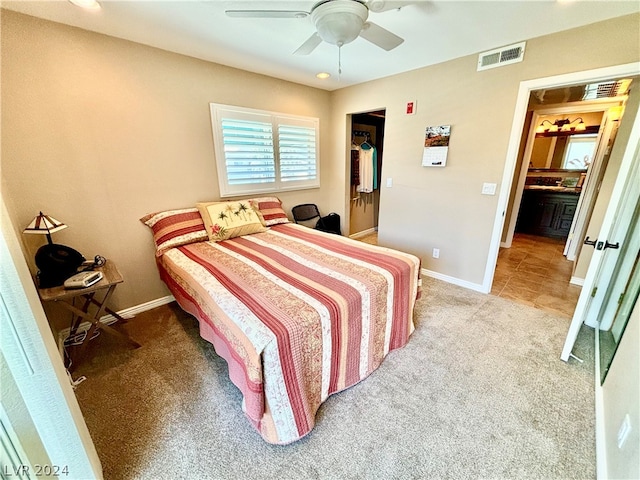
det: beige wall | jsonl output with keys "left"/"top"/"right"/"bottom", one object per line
{"left": 602, "top": 297, "right": 639, "bottom": 479}
{"left": 329, "top": 13, "right": 639, "bottom": 286}
{"left": 2, "top": 10, "right": 639, "bottom": 320}
{"left": 1, "top": 10, "right": 331, "bottom": 331}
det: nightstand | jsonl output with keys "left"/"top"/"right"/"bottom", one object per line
{"left": 38, "top": 261, "right": 141, "bottom": 372}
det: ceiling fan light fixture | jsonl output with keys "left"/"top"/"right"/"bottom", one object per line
{"left": 311, "top": 0, "right": 368, "bottom": 46}
{"left": 316, "top": 72, "right": 331, "bottom": 79}
{"left": 68, "top": 0, "right": 101, "bottom": 10}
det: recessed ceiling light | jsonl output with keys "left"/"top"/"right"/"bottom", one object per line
{"left": 69, "top": 0, "right": 101, "bottom": 10}
{"left": 316, "top": 72, "right": 331, "bottom": 79}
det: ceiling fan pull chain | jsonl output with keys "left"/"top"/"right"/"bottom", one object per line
{"left": 338, "top": 44, "right": 342, "bottom": 77}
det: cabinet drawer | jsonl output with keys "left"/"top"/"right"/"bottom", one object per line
{"left": 559, "top": 218, "right": 574, "bottom": 231}
{"left": 561, "top": 203, "right": 577, "bottom": 216}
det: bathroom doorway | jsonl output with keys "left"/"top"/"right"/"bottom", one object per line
{"left": 492, "top": 75, "right": 635, "bottom": 317}
{"left": 349, "top": 110, "right": 385, "bottom": 237}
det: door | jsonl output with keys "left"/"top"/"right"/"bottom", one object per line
{"left": 564, "top": 111, "right": 620, "bottom": 261}
{"left": 0, "top": 199, "right": 103, "bottom": 478}
{"left": 561, "top": 104, "right": 640, "bottom": 361}
{"left": 599, "top": 202, "right": 640, "bottom": 383}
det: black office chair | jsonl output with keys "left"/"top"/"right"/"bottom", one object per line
{"left": 292, "top": 204, "right": 341, "bottom": 235}
{"left": 291, "top": 204, "right": 321, "bottom": 228}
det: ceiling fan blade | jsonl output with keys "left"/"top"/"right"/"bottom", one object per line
{"left": 293, "top": 33, "right": 323, "bottom": 56}
{"left": 365, "top": 0, "right": 418, "bottom": 13}
{"left": 225, "top": 10, "right": 309, "bottom": 18}
{"left": 359, "top": 22, "right": 404, "bottom": 51}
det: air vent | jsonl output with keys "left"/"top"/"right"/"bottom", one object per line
{"left": 477, "top": 42, "right": 526, "bottom": 71}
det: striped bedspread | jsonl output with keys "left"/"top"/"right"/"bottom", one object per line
{"left": 158, "top": 223, "right": 421, "bottom": 444}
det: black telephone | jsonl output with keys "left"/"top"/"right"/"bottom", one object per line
{"left": 35, "top": 243, "right": 106, "bottom": 288}
{"left": 36, "top": 244, "right": 85, "bottom": 288}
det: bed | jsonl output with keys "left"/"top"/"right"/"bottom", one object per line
{"left": 142, "top": 198, "right": 421, "bottom": 444}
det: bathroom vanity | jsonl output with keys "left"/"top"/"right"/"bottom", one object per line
{"left": 516, "top": 187, "right": 580, "bottom": 239}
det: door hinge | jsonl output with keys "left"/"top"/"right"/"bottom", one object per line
{"left": 618, "top": 292, "right": 625, "bottom": 304}
{"left": 591, "top": 286, "right": 598, "bottom": 297}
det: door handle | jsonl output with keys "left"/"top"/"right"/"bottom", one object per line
{"left": 604, "top": 241, "right": 620, "bottom": 250}
{"left": 584, "top": 236, "right": 597, "bottom": 247}
{"left": 594, "top": 240, "right": 620, "bottom": 251}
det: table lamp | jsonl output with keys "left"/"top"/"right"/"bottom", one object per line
{"left": 23, "top": 212, "right": 84, "bottom": 288}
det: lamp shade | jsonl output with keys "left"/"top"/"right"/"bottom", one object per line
{"left": 23, "top": 212, "right": 67, "bottom": 236}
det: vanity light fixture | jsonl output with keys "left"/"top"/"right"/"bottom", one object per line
{"left": 68, "top": 0, "right": 101, "bottom": 10}
{"left": 536, "top": 117, "right": 586, "bottom": 134}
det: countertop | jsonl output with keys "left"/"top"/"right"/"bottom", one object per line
{"left": 524, "top": 185, "right": 581, "bottom": 193}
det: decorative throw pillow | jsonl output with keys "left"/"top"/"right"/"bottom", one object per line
{"left": 140, "top": 207, "right": 208, "bottom": 256}
{"left": 249, "top": 196, "right": 290, "bottom": 226}
{"left": 197, "top": 201, "right": 267, "bottom": 242}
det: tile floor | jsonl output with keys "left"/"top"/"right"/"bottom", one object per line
{"left": 492, "top": 233, "right": 582, "bottom": 318}
{"left": 355, "top": 231, "right": 581, "bottom": 319}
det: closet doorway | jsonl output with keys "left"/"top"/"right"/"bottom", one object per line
{"left": 349, "top": 110, "right": 386, "bottom": 237}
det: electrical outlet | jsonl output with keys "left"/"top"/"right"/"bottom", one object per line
{"left": 432, "top": 248, "right": 440, "bottom": 258}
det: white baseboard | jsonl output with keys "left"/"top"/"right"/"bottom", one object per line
{"left": 101, "top": 295, "right": 175, "bottom": 324}
{"left": 570, "top": 276, "right": 585, "bottom": 286}
{"left": 421, "top": 268, "right": 487, "bottom": 293}
{"left": 57, "top": 295, "right": 175, "bottom": 352}
{"left": 349, "top": 227, "right": 377, "bottom": 239}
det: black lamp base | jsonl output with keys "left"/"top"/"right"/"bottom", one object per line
{"left": 35, "top": 243, "right": 85, "bottom": 288}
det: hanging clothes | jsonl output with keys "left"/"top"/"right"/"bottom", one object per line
{"left": 357, "top": 143, "right": 377, "bottom": 193}
{"left": 351, "top": 148, "right": 360, "bottom": 186}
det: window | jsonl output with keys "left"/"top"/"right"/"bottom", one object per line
{"left": 210, "top": 103, "right": 319, "bottom": 197}
{"left": 562, "top": 134, "right": 598, "bottom": 169}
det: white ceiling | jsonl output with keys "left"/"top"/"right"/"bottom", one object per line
{"left": 3, "top": 0, "right": 639, "bottom": 91}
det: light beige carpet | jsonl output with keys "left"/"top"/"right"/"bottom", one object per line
{"left": 74, "top": 278, "right": 595, "bottom": 480}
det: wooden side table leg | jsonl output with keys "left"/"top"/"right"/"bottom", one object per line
{"left": 70, "top": 285, "right": 141, "bottom": 370}
{"left": 70, "top": 321, "right": 101, "bottom": 373}
{"left": 70, "top": 293, "right": 95, "bottom": 337}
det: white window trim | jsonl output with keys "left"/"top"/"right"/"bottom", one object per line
{"left": 210, "top": 103, "right": 320, "bottom": 198}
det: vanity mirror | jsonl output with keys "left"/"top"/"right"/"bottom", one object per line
{"left": 529, "top": 112, "right": 603, "bottom": 170}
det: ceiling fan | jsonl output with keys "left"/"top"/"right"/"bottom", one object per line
{"left": 225, "top": 0, "right": 410, "bottom": 55}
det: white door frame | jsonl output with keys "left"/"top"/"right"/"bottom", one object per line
{"left": 483, "top": 62, "right": 640, "bottom": 294}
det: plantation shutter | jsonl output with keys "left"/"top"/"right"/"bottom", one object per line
{"left": 211, "top": 104, "right": 320, "bottom": 197}
{"left": 278, "top": 123, "right": 317, "bottom": 183}
{"left": 221, "top": 118, "right": 276, "bottom": 185}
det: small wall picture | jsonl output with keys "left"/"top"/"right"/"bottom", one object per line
{"left": 422, "top": 125, "right": 451, "bottom": 167}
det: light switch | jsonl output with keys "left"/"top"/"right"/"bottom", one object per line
{"left": 386, "top": 178, "right": 393, "bottom": 188}
{"left": 482, "top": 183, "right": 497, "bottom": 195}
